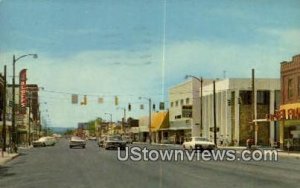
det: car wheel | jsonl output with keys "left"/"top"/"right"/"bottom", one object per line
{"left": 43, "top": 143, "right": 46, "bottom": 147}
{"left": 69, "top": 146, "right": 72, "bottom": 149}
{"left": 83, "top": 145, "right": 85, "bottom": 149}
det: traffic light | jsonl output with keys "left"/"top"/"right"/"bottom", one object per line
{"left": 98, "top": 97, "right": 104, "bottom": 104}
{"left": 128, "top": 103, "right": 131, "bottom": 111}
{"left": 81, "top": 95, "right": 87, "bottom": 105}
{"left": 72, "top": 94, "right": 78, "bottom": 104}
{"left": 115, "top": 96, "right": 119, "bottom": 106}
{"left": 140, "top": 104, "right": 144, "bottom": 110}
{"left": 152, "top": 104, "right": 156, "bottom": 111}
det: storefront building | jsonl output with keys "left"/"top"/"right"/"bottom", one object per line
{"left": 202, "top": 78, "right": 280, "bottom": 146}
{"left": 279, "top": 54, "right": 300, "bottom": 151}
{"left": 168, "top": 78, "right": 212, "bottom": 144}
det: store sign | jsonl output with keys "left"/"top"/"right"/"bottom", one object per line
{"left": 19, "top": 69, "right": 27, "bottom": 114}
{"left": 266, "top": 108, "right": 300, "bottom": 121}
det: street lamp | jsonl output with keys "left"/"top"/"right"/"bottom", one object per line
{"left": 105, "top": 113, "right": 113, "bottom": 134}
{"left": 139, "top": 96, "right": 152, "bottom": 144}
{"left": 104, "top": 113, "right": 112, "bottom": 125}
{"left": 12, "top": 54, "right": 38, "bottom": 151}
{"left": 185, "top": 75, "right": 203, "bottom": 137}
{"left": 117, "top": 107, "right": 126, "bottom": 134}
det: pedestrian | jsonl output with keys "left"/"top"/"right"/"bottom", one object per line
{"left": 246, "top": 138, "right": 253, "bottom": 149}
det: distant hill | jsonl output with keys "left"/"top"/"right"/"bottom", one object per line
{"left": 49, "top": 127, "right": 75, "bottom": 134}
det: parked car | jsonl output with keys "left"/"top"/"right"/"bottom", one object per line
{"left": 98, "top": 136, "right": 107, "bottom": 147}
{"left": 69, "top": 136, "right": 86, "bottom": 149}
{"left": 33, "top": 136, "right": 56, "bottom": 147}
{"left": 122, "top": 135, "right": 133, "bottom": 144}
{"left": 103, "top": 135, "right": 126, "bottom": 150}
{"left": 182, "top": 137, "right": 216, "bottom": 151}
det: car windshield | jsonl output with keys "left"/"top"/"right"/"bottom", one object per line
{"left": 71, "top": 136, "right": 83, "bottom": 141}
{"left": 108, "top": 136, "right": 122, "bottom": 141}
{"left": 1, "top": 1, "right": 298, "bottom": 188}
{"left": 38, "top": 137, "right": 47, "bottom": 141}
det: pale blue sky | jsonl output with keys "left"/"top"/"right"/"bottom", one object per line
{"left": 0, "top": 0, "right": 299, "bottom": 128}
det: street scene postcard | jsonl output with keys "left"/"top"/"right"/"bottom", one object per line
{"left": 0, "top": 0, "right": 300, "bottom": 188}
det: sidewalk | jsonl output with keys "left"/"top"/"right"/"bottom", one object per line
{"left": 0, "top": 145, "right": 33, "bottom": 166}
{"left": 133, "top": 142, "right": 182, "bottom": 148}
{"left": 0, "top": 151, "right": 20, "bottom": 166}
{"left": 133, "top": 142, "right": 300, "bottom": 159}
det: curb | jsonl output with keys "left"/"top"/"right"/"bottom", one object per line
{"left": 0, "top": 153, "right": 20, "bottom": 166}
{"left": 133, "top": 142, "right": 182, "bottom": 148}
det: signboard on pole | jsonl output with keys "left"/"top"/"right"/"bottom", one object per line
{"left": 19, "top": 69, "right": 27, "bottom": 114}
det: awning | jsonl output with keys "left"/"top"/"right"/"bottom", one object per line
{"left": 151, "top": 111, "right": 169, "bottom": 132}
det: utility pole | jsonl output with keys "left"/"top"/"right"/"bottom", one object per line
{"left": 2, "top": 65, "right": 7, "bottom": 152}
{"left": 200, "top": 77, "right": 203, "bottom": 137}
{"left": 149, "top": 98, "right": 152, "bottom": 144}
{"left": 28, "top": 92, "right": 32, "bottom": 146}
{"left": 139, "top": 97, "right": 152, "bottom": 144}
{"left": 123, "top": 108, "right": 126, "bottom": 134}
{"left": 252, "top": 69, "right": 257, "bottom": 145}
{"left": 185, "top": 75, "right": 203, "bottom": 137}
{"left": 12, "top": 55, "right": 17, "bottom": 150}
{"left": 213, "top": 80, "right": 217, "bottom": 145}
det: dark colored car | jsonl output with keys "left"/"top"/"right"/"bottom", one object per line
{"left": 69, "top": 136, "right": 86, "bottom": 149}
{"left": 103, "top": 135, "right": 126, "bottom": 150}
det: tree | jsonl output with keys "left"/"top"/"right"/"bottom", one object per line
{"left": 64, "top": 129, "right": 75, "bottom": 136}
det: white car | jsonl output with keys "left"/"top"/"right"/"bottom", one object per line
{"left": 33, "top": 136, "right": 56, "bottom": 147}
{"left": 69, "top": 136, "right": 86, "bottom": 149}
{"left": 122, "top": 135, "right": 133, "bottom": 144}
{"left": 182, "top": 137, "right": 216, "bottom": 151}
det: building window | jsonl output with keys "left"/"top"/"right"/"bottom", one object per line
{"left": 180, "top": 99, "right": 184, "bottom": 105}
{"left": 257, "top": 91, "right": 270, "bottom": 105}
{"left": 239, "top": 91, "right": 252, "bottom": 105}
{"left": 182, "top": 105, "right": 193, "bottom": 118}
{"left": 175, "top": 115, "right": 181, "bottom": 119}
{"left": 171, "top": 102, "right": 174, "bottom": 107}
{"left": 186, "top": 98, "right": 190, "bottom": 104}
{"left": 175, "top": 101, "right": 179, "bottom": 107}
{"left": 288, "top": 78, "right": 293, "bottom": 99}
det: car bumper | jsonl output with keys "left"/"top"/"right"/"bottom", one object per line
{"left": 33, "top": 142, "right": 44, "bottom": 147}
{"left": 105, "top": 142, "right": 126, "bottom": 149}
{"left": 195, "top": 144, "right": 216, "bottom": 150}
{"left": 69, "top": 142, "right": 86, "bottom": 147}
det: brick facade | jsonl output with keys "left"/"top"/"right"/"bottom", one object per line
{"left": 281, "top": 54, "right": 300, "bottom": 105}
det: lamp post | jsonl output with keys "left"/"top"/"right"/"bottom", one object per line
{"left": 117, "top": 107, "right": 126, "bottom": 134}
{"left": 105, "top": 113, "right": 112, "bottom": 133}
{"left": 139, "top": 97, "right": 152, "bottom": 144}
{"left": 12, "top": 54, "right": 37, "bottom": 151}
{"left": 185, "top": 75, "right": 203, "bottom": 137}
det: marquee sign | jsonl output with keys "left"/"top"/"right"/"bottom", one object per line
{"left": 19, "top": 69, "right": 27, "bottom": 114}
{"left": 266, "top": 108, "right": 300, "bottom": 121}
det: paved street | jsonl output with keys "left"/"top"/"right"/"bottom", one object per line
{"left": 0, "top": 139, "right": 299, "bottom": 188}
